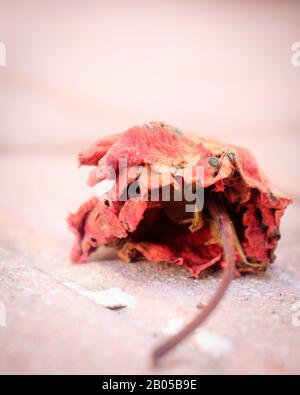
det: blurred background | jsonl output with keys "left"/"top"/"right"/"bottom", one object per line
{"left": 0, "top": 0, "right": 300, "bottom": 196}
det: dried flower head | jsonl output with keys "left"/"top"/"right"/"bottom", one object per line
{"left": 68, "top": 122, "right": 291, "bottom": 278}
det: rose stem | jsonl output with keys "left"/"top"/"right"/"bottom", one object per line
{"left": 152, "top": 194, "right": 236, "bottom": 364}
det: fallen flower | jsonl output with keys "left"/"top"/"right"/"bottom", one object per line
{"left": 68, "top": 122, "right": 291, "bottom": 277}
{"left": 67, "top": 122, "right": 292, "bottom": 361}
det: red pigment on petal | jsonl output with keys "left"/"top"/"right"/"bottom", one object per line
{"left": 68, "top": 123, "right": 292, "bottom": 277}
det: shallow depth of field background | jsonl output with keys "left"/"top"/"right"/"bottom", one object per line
{"left": 0, "top": 0, "right": 300, "bottom": 197}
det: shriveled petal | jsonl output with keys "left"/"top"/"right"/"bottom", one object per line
{"left": 118, "top": 241, "right": 182, "bottom": 264}
{"left": 68, "top": 123, "right": 292, "bottom": 276}
{"left": 78, "top": 134, "right": 120, "bottom": 166}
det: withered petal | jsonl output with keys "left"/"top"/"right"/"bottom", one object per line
{"left": 68, "top": 123, "right": 292, "bottom": 277}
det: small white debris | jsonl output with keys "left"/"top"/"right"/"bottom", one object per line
{"left": 64, "top": 283, "right": 135, "bottom": 309}
{"left": 162, "top": 318, "right": 185, "bottom": 335}
{"left": 195, "top": 328, "right": 232, "bottom": 358}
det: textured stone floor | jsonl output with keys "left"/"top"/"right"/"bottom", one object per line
{"left": 0, "top": 151, "right": 300, "bottom": 374}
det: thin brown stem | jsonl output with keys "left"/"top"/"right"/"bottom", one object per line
{"left": 152, "top": 194, "right": 236, "bottom": 364}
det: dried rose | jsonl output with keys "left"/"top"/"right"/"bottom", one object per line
{"left": 68, "top": 122, "right": 291, "bottom": 278}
